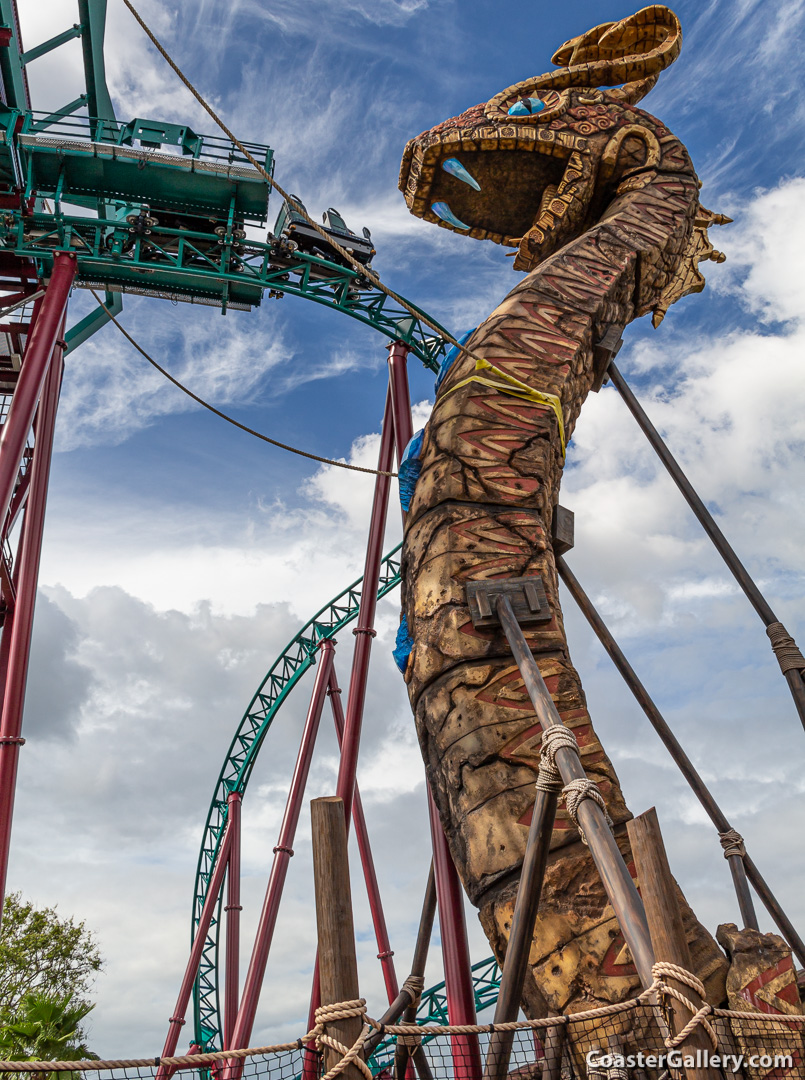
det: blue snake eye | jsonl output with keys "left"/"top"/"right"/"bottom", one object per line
{"left": 507, "top": 97, "right": 546, "bottom": 117}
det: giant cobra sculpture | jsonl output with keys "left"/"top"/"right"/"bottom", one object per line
{"left": 396, "top": 6, "right": 733, "bottom": 1018}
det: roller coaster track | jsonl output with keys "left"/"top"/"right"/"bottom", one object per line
{"left": 191, "top": 544, "right": 502, "bottom": 1055}
{"left": 192, "top": 545, "right": 404, "bottom": 1050}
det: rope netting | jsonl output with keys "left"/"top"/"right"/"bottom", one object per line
{"left": 2, "top": 984, "right": 802, "bottom": 1080}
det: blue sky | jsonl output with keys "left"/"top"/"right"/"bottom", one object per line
{"left": 11, "top": 0, "right": 805, "bottom": 1059}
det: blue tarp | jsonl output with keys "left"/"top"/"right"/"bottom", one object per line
{"left": 393, "top": 613, "right": 414, "bottom": 674}
{"left": 434, "top": 327, "right": 476, "bottom": 394}
{"left": 398, "top": 428, "right": 424, "bottom": 512}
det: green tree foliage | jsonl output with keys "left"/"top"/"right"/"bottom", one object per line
{"left": 0, "top": 894, "right": 102, "bottom": 1019}
{"left": 0, "top": 991, "right": 98, "bottom": 1076}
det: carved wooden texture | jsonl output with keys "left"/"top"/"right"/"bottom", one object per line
{"left": 401, "top": 123, "right": 729, "bottom": 1017}
{"left": 716, "top": 923, "right": 803, "bottom": 1080}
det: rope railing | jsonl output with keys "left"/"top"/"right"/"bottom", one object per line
{"left": 2, "top": 969, "right": 802, "bottom": 1074}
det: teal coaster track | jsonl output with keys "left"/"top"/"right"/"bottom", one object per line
{"left": 191, "top": 545, "right": 501, "bottom": 1056}
{"left": 191, "top": 546, "right": 400, "bottom": 1050}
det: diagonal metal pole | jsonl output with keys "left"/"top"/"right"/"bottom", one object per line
{"left": 557, "top": 554, "right": 805, "bottom": 964}
{"left": 483, "top": 785, "right": 558, "bottom": 1080}
{"left": 228, "top": 639, "right": 335, "bottom": 1057}
{"left": 157, "top": 815, "right": 235, "bottom": 1079}
{"left": 302, "top": 381, "right": 398, "bottom": 1080}
{"left": 494, "top": 592, "right": 655, "bottom": 987}
{"left": 328, "top": 663, "right": 400, "bottom": 1004}
{"left": 390, "top": 867, "right": 436, "bottom": 1080}
{"left": 608, "top": 360, "right": 805, "bottom": 733}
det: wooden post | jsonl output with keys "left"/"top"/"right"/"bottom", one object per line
{"left": 311, "top": 796, "right": 365, "bottom": 1080}
{"left": 627, "top": 809, "right": 720, "bottom": 1080}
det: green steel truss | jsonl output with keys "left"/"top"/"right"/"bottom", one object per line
{"left": 193, "top": 546, "right": 403, "bottom": 1051}
{"left": 5, "top": 207, "right": 445, "bottom": 369}
{"left": 0, "top": 104, "right": 447, "bottom": 369}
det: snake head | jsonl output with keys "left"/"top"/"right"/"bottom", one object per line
{"left": 398, "top": 5, "right": 683, "bottom": 272}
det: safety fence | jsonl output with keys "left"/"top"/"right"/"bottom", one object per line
{"left": 0, "top": 992, "right": 802, "bottom": 1080}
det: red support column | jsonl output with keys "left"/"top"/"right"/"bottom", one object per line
{"left": 387, "top": 341, "right": 415, "bottom": 455}
{"left": 388, "top": 341, "right": 480, "bottom": 1072}
{"left": 157, "top": 815, "right": 235, "bottom": 1078}
{"left": 334, "top": 387, "right": 395, "bottom": 823}
{"left": 0, "top": 298, "right": 71, "bottom": 913}
{"left": 328, "top": 665, "right": 399, "bottom": 1003}
{"left": 429, "top": 797, "right": 482, "bottom": 1080}
{"left": 0, "top": 254, "right": 74, "bottom": 528}
{"left": 302, "top": 384, "right": 397, "bottom": 1079}
{"left": 223, "top": 791, "right": 242, "bottom": 1050}
{"left": 228, "top": 639, "right": 335, "bottom": 1052}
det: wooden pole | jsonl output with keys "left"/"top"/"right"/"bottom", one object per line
{"left": 311, "top": 796, "right": 365, "bottom": 1080}
{"left": 626, "top": 808, "right": 720, "bottom": 1080}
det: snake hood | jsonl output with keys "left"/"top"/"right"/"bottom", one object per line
{"left": 399, "top": 6, "right": 701, "bottom": 280}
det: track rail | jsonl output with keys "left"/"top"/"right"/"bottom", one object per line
{"left": 0, "top": 214, "right": 447, "bottom": 372}
{"left": 192, "top": 545, "right": 403, "bottom": 1050}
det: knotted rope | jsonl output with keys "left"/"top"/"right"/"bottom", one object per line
{"left": 397, "top": 974, "right": 427, "bottom": 1048}
{"left": 718, "top": 828, "right": 746, "bottom": 860}
{"left": 401, "top": 974, "right": 425, "bottom": 1011}
{"left": 650, "top": 961, "right": 718, "bottom": 1051}
{"left": 536, "top": 726, "right": 578, "bottom": 793}
{"left": 313, "top": 999, "right": 374, "bottom": 1080}
{"left": 766, "top": 622, "right": 805, "bottom": 674}
{"left": 562, "top": 778, "right": 613, "bottom": 846}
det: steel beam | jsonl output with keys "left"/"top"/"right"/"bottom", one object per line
{"left": 0, "top": 322, "right": 64, "bottom": 912}
{"left": 227, "top": 639, "right": 335, "bottom": 1052}
{"left": 0, "top": 253, "right": 74, "bottom": 531}
{"left": 334, "top": 388, "right": 395, "bottom": 821}
{"left": 608, "top": 360, "right": 805, "bottom": 733}
{"left": 429, "top": 795, "right": 482, "bottom": 1080}
{"left": 328, "top": 663, "right": 399, "bottom": 1003}
{"left": 156, "top": 815, "right": 235, "bottom": 1079}
{"left": 223, "top": 792, "right": 242, "bottom": 1050}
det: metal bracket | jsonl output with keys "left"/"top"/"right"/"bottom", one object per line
{"left": 467, "top": 576, "right": 552, "bottom": 629}
{"left": 591, "top": 324, "right": 624, "bottom": 392}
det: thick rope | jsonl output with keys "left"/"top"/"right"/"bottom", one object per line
{"left": 120, "top": 0, "right": 569, "bottom": 454}
{"left": 651, "top": 961, "right": 718, "bottom": 1051}
{"left": 562, "top": 777, "right": 613, "bottom": 846}
{"left": 3, "top": 974, "right": 802, "bottom": 1072}
{"left": 396, "top": 974, "right": 426, "bottom": 1048}
{"left": 718, "top": 827, "right": 746, "bottom": 860}
{"left": 536, "top": 725, "right": 577, "bottom": 793}
{"left": 766, "top": 621, "right": 805, "bottom": 674}
{"left": 314, "top": 999, "right": 374, "bottom": 1080}
{"left": 86, "top": 289, "right": 397, "bottom": 478}
{"left": 400, "top": 974, "right": 425, "bottom": 1010}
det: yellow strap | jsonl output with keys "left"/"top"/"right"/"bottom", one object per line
{"left": 442, "top": 358, "right": 566, "bottom": 456}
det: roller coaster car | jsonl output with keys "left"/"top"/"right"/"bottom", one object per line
{"left": 274, "top": 196, "right": 375, "bottom": 269}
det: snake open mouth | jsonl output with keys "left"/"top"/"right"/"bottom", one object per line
{"left": 398, "top": 5, "right": 685, "bottom": 273}
{"left": 398, "top": 90, "right": 583, "bottom": 250}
